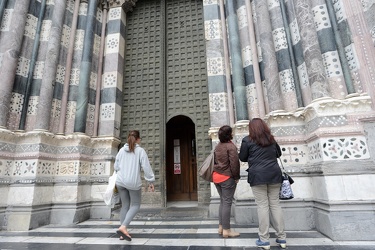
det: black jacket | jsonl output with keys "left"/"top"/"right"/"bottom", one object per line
{"left": 239, "top": 136, "right": 282, "bottom": 186}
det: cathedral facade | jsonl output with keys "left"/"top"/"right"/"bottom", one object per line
{"left": 0, "top": 0, "right": 374, "bottom": 240}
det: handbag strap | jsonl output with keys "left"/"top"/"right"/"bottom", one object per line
{"left": 278, "top": 157, "right": 286, "bottom": 172}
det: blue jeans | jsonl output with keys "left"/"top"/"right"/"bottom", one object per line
{"left": 215, "top": 178, "right": 237, "bottom": 229}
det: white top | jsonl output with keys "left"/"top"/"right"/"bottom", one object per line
{"left": 114, "top": 143, "right": 155, "bottom": 190}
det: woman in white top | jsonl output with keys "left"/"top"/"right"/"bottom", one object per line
{"left": 114, "top": 130, "right": 155, "bottom": 241}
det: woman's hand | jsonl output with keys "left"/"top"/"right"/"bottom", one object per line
{"left": 148, "top": 183, "right": 155, "bottom": 192}
{"left": 235, "top": 179, "right": 239, "bottom": 184}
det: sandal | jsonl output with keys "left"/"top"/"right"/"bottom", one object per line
{"left": 116, "top": 230, "right": 132, "bottom": 241}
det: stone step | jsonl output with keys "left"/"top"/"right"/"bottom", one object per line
{"left": 0, "top": 217, "right": 374, "bottom": 249}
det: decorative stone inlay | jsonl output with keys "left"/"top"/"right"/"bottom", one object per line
{"left": 209, "top": 93, "right": 228, "bottom": 112}
{"left": 204, "top": 20, "right": 221, "bottom": 40}
{"left": 207, "top": 57, "right": 225, "bottom": 76}
{"left": 0, "top": 9, "right": 12, "bottom": 32}
{"left": 203, "top": 0, "right": 219, "bottom": 6}
{"left": 280, "top": 144, "right": 309, "bottom": 165}
{"left": 309, "top": 136, "right": 370, "bottom": 162}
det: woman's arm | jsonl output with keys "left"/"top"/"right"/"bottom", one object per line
{"left": 239, "top": 137, "right": 249, "bottom": 162}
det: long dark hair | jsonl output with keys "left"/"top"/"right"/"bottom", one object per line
{"left": 127, "top": 130, "right": 140, "bottom": 152}
{"left": 248, "top": 118, "right": 276, "bottom": 147}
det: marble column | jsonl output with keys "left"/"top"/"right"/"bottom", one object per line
{"left": 74, "top": 0, "right": 98, "bottom": 133}
{"left": 237, "top": 0, "right": 260, "bottom": 119}
{"left": 225, "top": 0, "right": 248, "bottom": 121}
{"left": 279, "top": 0, "right": 303, "bottom": 107}
{"left": 310, "top": 0, "right": 347, "bottom": 99}
{"left": 203, "top": 1, "right": 231, "bottom": 127}
{"left": 0, "top": 0, "right": 30, "bottom": 128}
{"left": 325, "top": 0, "right": 355, "bottom": 94}
{"left": 35, "top": 0, "right": 66, "bottom": 131}
{"left": 285, "top": 0, "right": 312, "bottom": 105}
{"left": 19, "top": 0, "right": 47, "bottom": 130}
{"left": 253, "top": 0, "right": 284, "bottom": 112}
{"left": 246, "top": 0, "right": 265, "bottom": 117}
{"left": 98, "top": 4, "right": 126, "bottom": 137}
{"left": 341, "top": 0, "right": 375, "bottom": 109}
{"left": 58, "top": 0, "right": 80, "bottom": 134}
{"left": 219, "top": 0, "right": 235, "bottom": 126}
{"left": 293, "top": 0, "right": 330, "bottom": 100}
{"left": 0, "top": 0, "right": 8, "bottom": 28}
{"left": 268, "top": 0, "right": 298, "bottom": 111}
{"left": 94, "top": 1, "right": 108, "bottom": 136}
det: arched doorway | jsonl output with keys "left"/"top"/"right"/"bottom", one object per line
{"left": 166, "top": 115, "right": 197, "bottom": 201}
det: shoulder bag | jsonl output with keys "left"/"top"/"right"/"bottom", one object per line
{"left": 198, "top": 148, "right": 215, "bottom": 182}
{"left": 278, "top": 158, "right": 294, "bottom": 200}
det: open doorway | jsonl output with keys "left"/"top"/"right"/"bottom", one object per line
{"left": 166, "top": 115, "right": 197, "bottom": 201}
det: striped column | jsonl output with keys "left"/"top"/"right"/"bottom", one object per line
{"left": 339, "top": 0, "right": 375, "bottom": 108}
{"left": 253, "top": 0, "right": 284, "bottom": 112}
{"left": 268, "top": 0, "right": 298, "bottom": 111}
{"left": 225, "top": 0, "right": 248, "bottom": 121}
{"left": 35, "top": 0, "right": 66, "bottom": 131}
{"left": 285, "top": 0, "right": 312, "bottom": 105}
{"left": 203, "top": 0, "right": 231, "bottom": 127}
{"left": 74, "top": 0, "right": 98, "bottom": 133}
{"left": 311, "top": 0, "right": 347, "bottom": 99}
{"left": 293, "top": 0, "right": 330, "bottom": 100}
{"left": 332, "top": 0, "right": 362, "bottom": 93}
{"left": 0, "top": 0, "right": 30, "bottom": 128}
{"left": 99, "top": 5, "right": 126, "bottom": 137}
{"left": 236, "top": 0, "right": 260, "bottom": 119}
{"left": 58, "top": 0, "right": 80, "bottom": 134}
{"left": 94, "top": 1, "right": 108, "bottom": 137}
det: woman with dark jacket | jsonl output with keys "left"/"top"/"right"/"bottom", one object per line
{"left": 239, "top": 118, "right": 286, "bottom": 249}
{"left": 213, "top": 125, "right": 241, "bottom": 238}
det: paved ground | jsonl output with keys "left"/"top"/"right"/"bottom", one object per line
{"left": 0, "top": 205, "right": 374, "bottom": 249}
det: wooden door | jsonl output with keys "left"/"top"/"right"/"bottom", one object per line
{"left": 166, "top": 116, "right": 197, "bottom": 201}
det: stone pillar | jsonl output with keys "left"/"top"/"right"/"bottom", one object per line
{"left": 0, "top": 0, "right": 8, "bottom": 28}
{"left": 19, "top": 0, "right": 47, "bottom": 130}
{"left": 310, "top": 0, "right": 347, "bottom": 99}
{"left": 74, "top": 0, "right": 98, "bottom": 133}
{"left": 203, "top": 1, "right": 231, "bottom": 127}
{"left": 93, "top": 2, "right": 109, "bottom": 137}
{"left": 225, "top": 0, "right": 248, "bottom": 121}
{"left": 98, "top": 4, "right": 126, "bottom": 137}
{"left": 0, "top": 0, "right": 30, "bottom": 128}
{"left": 246, "top": 0, "right": 265, "bottom": 117}
{"left": 341, "top": 0, "right": 375, "bottom": 109}
{"left": 236, "top": 0, "right": 260, "bottom": 119}
{"left": 253, "top": 0, "right": 284, "bottom": 112}
{"left": 285, "top": 0, "right": 312, "bottom": 105}
{"left": 219, "top": 0, "right": 235, "bottom": 126}
{"left": 268, "top": 0, "right": 298, "bottom": 111}
{"left": 293, "top": 0, "right": 330, "bottom": 100}
{"left": 59, "top": 0, "right": 80, "bottom": 134}
{"left": 35, "top": 0, "right": 66, "bottom": 131}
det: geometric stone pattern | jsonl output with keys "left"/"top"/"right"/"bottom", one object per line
{"left": 309, "top": 136, "right": 370, "bottom": 162}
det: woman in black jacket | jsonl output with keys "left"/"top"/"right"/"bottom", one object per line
{"left": 239, "top": 118, "right": 286, "bottom": 249}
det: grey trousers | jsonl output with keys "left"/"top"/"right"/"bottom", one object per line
{"left": 117, "top": 186, "right": 141, "bottom": 227}
{"left": 214, "top": 178, "right": 237, "bottom": 230}
{"left": 252, "top": 183, "right": 286, "bottom": 242}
